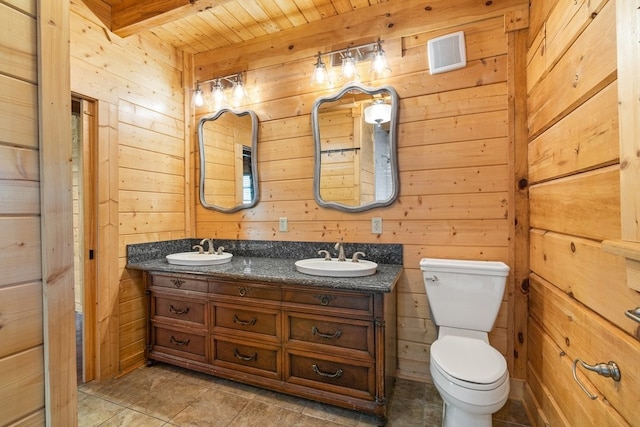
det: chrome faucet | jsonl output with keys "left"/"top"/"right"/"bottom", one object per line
{"left": 200, "top": 238, "right": 214, "bottom": 254}
{"left": 351, "top": 252, "right": 365, "bottom": 262}
{"left": 335, "top": 242, "right": 346, "bottom": 261}
{"left": 216, "top": 246, "right": 224, "bottom": 255}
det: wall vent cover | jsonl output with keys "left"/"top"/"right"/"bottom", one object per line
{"left": 427, "top": 31, "right": 467, "bottom": 75}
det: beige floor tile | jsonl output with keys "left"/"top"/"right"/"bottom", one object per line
{"left": 77, "top": 394, "right": 126, "bottom": 427}
{"left": 99, "top": 408, "right": 166, "bottom": 427}
{"left": 77, "top": 364, "right": 531, "bottom": 427}
{"left": 228, "top": 400, "right": 345, "bottom": 427}
{"left": 213, "top": 377, "right": 262, "bottom": 400}
{"left": 169, "top": 388, "right": 251, "bottom": 427}
{"left": 301, "top": 400, "right": 364, "bottom": 426}
{"left": 253, "top": 388, "right": 310, "bottom": 413}
{"left": 127, "top": 375, "right": 209, "bottom": 421}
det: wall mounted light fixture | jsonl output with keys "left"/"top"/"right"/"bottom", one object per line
{"left": 194, "top": 82, "right": 205, "bottom": 107}
{"left": 310, "top": 39, "right": 390, "bottom": 87}
{"left": 341, "top": 48, "right": 359, "bottom": 81}
{"left": 193, "top": 72, "right": 250, "bottom": 110}
{"left": 370, "top": 39, "right": 391, "bottom": 79}
{"left": 310, "top": 52, "right": 329, "bottom": 86}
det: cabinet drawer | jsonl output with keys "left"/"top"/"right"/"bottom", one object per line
{"left": 286, "top": 313, "right": 373, "bottom": 357}
{"left": 212, "top": 336, "right": 280, "bottom": 379}
{"left": 286, "top": 351, "right": 374, "bottom": 399}
{"left": 151, "top": 274, "right": 208, "bottom": 293}
{"left": 283, "top": 289, "right": 373, "bottom": 316}
{"left": 210, "top": 280, "right": 281, "bottom": 301}
{"left": 213, "top": 304, "right": 280, "bottom": 340}
{"left": 153, "top": 326, "right": 207, "bottom": 362}
{"left": 153, "top": 295, "right": 206, "bottom": 327}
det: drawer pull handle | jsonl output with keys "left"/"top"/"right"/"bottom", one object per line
{"left": 233, "top": 315, "right": 257, "bottom": 326}
{"left": 312, "top": 326, "right": 342, "bottom": 339}
{"left": 169, "top": 305, "right": 190, "bottom": 315}
{"left": 312, "top": 364, "right": 343, "bottom": 379}
{"left": 238, "top": 286, "right": 250, "bottom": 297}
{"left": 170, "top": 279, "right": 185, "bottom": 288}
{"left": 315, "top": 294, "right": 337, "bottom": 306}
{"left": 234, "top": 349, "right": 257, "bottom": 362}
{"left": 170, "top": 336, "right": 190, "bottom": 347}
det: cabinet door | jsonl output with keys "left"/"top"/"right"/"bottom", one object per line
{"left": 283, "top": 288, "right": 373, "bottom": 317}
{"left": 285, "top": 349, "right": 375, "bottom": 400}
{"left": 153, "top": 326, "right": 207, "bottom": 363}
{"left": 153, "top": 294, "right": 206, "bottom": 328}
{"left": 212, "top": 336, "right": 281, "bottom": 380}
{"left": 212, "top": 303, "right": 280, "bottom": 343}
{"left": 151, "top": 274, "right": 208, "bottom": 292}
{"left": 285, "top": 312, "right": 374, "bottom": 358}
{"left": 209, "top": 280, "right": 281, "bottom": 302}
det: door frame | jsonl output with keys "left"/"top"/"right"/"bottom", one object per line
{"left": 72, "top": 94, "right": 98, "bottom": 383}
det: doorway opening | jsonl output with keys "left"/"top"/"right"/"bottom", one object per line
{"left": 72, "top": 96, "right": 97, "bottom": 385}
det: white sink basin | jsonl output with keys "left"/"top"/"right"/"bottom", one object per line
{"left": 295, "top": 258, "right": 378, "bottom": 277}
{"left": 166, "top": 252, "right": 233, "bottom": 266}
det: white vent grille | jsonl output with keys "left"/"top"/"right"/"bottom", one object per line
{"left": 427, "top": 31, "right": 467, "bottom": 75}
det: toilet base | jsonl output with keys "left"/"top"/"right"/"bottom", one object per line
{"left": 442, "top": 401, "right": 492, "bottom": 427}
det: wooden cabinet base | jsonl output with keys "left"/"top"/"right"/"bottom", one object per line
{"left": 145, "top": 273, "right": 397, "bottom": 425}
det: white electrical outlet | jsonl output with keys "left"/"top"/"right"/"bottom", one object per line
{"left": 371, "top": 217, "right": 383, "bottom": 234}
{"left": 279, "top": 217, "right": 288, "bottom": 232}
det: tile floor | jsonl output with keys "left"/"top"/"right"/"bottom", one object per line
{"left": 78, "top": 363, "right": 531, "bottom": 427}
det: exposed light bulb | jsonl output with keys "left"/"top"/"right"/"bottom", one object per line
{"left": 370, "top": 40, "right": 391, "bottom": 78}
{"left": 311, "top": 52, "right": 329, "bottom": 86}
{"left": 211, "top": 79, "right": 226, "bottom": 109}
{"left": 193, "top": 84, "right": 204, "bottom": 107}
{"left": 230, "top": 73, "right": 249, "bottom": 107}
{"left": 341, "top": 49, "right": 359, "bottom": 82}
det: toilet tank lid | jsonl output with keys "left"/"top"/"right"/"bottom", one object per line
{"left": 419, "top": 258, "right": 509, "bottom": 276}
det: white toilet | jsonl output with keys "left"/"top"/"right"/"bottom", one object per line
{"left": 420, "top": 258, "right": 510, "bottom": 427}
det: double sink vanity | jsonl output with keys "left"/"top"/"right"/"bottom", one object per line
{"left": 127, "top": 239, "right": 403, "bottom": 424}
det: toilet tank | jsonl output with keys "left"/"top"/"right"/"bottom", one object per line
{"left": 420, "top": 258, "right": 510, "bottom": 332}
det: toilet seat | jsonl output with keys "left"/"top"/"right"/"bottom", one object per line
{"left": 431, "top": 335, "right": 507, "bottom": 390}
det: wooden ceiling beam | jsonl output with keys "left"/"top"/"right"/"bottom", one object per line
{"left": 110, "top": 0, "right": 232, "bottom": 38}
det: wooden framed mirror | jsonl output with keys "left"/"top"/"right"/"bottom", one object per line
{"left": 311, "top": 83, "right": 399, "bottom": 212}
{"left": 198, "top": 108, "right": 259, "bottom": 212}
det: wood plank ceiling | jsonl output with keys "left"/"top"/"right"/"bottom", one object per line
{"left": 83, "top": 0, "right": 389, "bottom": 55}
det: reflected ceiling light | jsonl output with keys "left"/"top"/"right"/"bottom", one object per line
{"left": 194, "top": 83, "right": 205, "bottom": 107}
{"left": 311, "top": 51, "right": 330, "bottom": 86}
{"left": 364, "top": 99, "right": 392, "bottom": 125}
{"left": 370, "top": 39, "right": 391, "bottom": 79}
{"left": 341, "top": 49, "right": 359, "bottom": 82}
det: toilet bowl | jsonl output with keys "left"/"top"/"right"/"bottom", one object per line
{"left": 420, "top": 258, "right": 510, "bottom": 427}
{"left": 430, "top": 331, "right": 509, "bottom": 426}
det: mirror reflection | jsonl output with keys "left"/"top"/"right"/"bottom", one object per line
{"left": 311, "top": 83, "right": 399, "bottom": 212}
{"left": 198, "top": 109, "right": 259, "bottom": 212}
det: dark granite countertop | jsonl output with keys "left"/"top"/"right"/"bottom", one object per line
{"left": 126, "top": 239, "right": 403, "bottom": 293}
{"left": 126, "top": 256, "right": 402, "bottom": 293}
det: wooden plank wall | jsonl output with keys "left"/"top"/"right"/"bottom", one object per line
{"left": 1, "top": 0, "right": 76, "bottom": 423}
{"left": 193, "top": 0, "right": 529, "bottom": 386}
{"left": 70, "top": 1, "right": 186, "bottom": 378}
{"left": 525, "top": 0, "right": 640, "bottom": 425}
{"left": 0, "top": 0, "right": 46, "bottom": 424}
